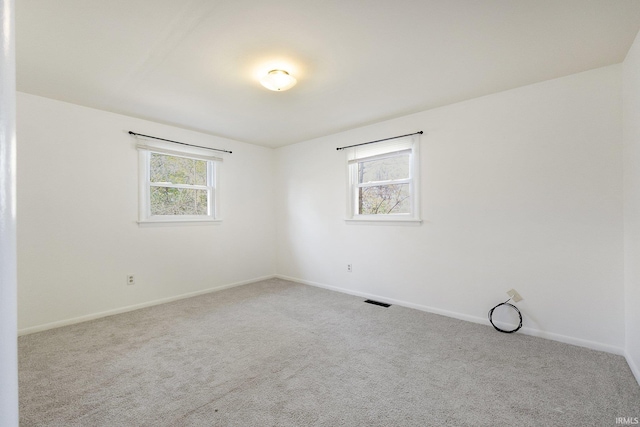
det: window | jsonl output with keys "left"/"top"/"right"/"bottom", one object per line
{"left": 347, "top": 135, "right": 420, "bottom": 222}
{"left": 138, "top": 143, "right": 220, "bottom": 223}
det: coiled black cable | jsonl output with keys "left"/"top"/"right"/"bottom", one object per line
{"left": 488, "top": 298, "right": 523, "bottom": 333}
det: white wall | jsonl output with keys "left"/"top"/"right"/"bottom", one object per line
{"left": 623, "top": 31, "right": 640, "bottom": 384}
{"left": 17, "top": 93, "right": 276, "bottom": 333}
{"left": 275, "top": 65, "right": 625, "bottom": 353}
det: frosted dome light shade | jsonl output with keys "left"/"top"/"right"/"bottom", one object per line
{"left": 260, "top": 69, "right": 297, "bottom": 91}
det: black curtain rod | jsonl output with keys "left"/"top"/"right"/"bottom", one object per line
{"left": 336, "top": 131, "right": 423, "bottom": 151}
{"left": 128, "top": 131, "right": 232, "bottom": 154}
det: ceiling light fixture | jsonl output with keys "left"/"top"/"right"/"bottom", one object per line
{"left": 260, "top": 69, "right": 297, "bottom": 91}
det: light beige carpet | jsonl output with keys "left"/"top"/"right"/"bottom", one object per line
{"left": 19, "top": 278, "right": 640, "bottom": 426}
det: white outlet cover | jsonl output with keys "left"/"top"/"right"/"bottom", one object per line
{"left": 507, "top": 289, "right": 523, "bottom": 302}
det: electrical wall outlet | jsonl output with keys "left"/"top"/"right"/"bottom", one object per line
{"left": 127, "top": 275, "right": 135, "bottom": 286}
{"left": 347, "top": 264, "right": 352, "bottom": 272}
{"left": 507, "top": 289, "right": 522, "bottom": 302}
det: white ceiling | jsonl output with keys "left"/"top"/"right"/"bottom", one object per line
{"left": 16, "top": 0, "right": 640, "bottom": 148}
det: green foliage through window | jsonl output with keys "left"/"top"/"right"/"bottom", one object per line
{"left": 150, "top": 187, "right": 208, "bottom": 215}
{"left": 359, "top": 184, "right": 410, "bottom": 215}
{"left": 148, "top": 152, "right": 212, "bottom": 217}
{"left": 357, "top": 154, "right": 411, "bottom": 215}
{"left": 150, "top": 153, "right": 207, "bottom": 186}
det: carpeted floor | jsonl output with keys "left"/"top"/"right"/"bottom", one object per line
{"left": 19, "top": 278, "right": 640, "bottom": 426}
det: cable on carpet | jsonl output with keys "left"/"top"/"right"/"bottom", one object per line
{"left": 488, "top": 298, "right": 523, "bottom": 333}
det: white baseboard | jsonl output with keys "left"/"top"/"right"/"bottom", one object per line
{"left": 626, "top": 351, "right": 640, "bottom": 386}
{"left": 18, "top": 275, "right": 276, "bottom": 336}
{"left": 276, "top": 274, "right": 626, "bottom": 356}
{"left": 20, "top": 272, "right": 633, "bottom": 371}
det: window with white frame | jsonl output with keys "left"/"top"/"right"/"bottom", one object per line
{"left": 137, "top": 143, "right": 221, "bottom": 223}
{"left": 347, "top": 135, "right": 420, "bottom": 222}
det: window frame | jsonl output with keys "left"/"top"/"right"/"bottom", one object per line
{"left": 138, "top": 146, "right": 221, "bottom": 224}
{"left": 346, "top": 137, "right": 421, "bottom": 224}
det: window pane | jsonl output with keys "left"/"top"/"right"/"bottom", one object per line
{"left": 359, "top": 184, "right": 410, "bottom": 215}
{"left": 358, "top": 154, "right": 410, "bottom": 184}
{"left": 150, "top": 187, "right": 208, "bottom": 215}
{"left": 150, "top": 153, "right": 207, "bottom": 186}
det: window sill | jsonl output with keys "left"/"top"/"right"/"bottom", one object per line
{"left": 138, "top": 218, "right": 222, "bottom": 227}
{"left": 345, "top": 217, "right": 422, "bottom": 226}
